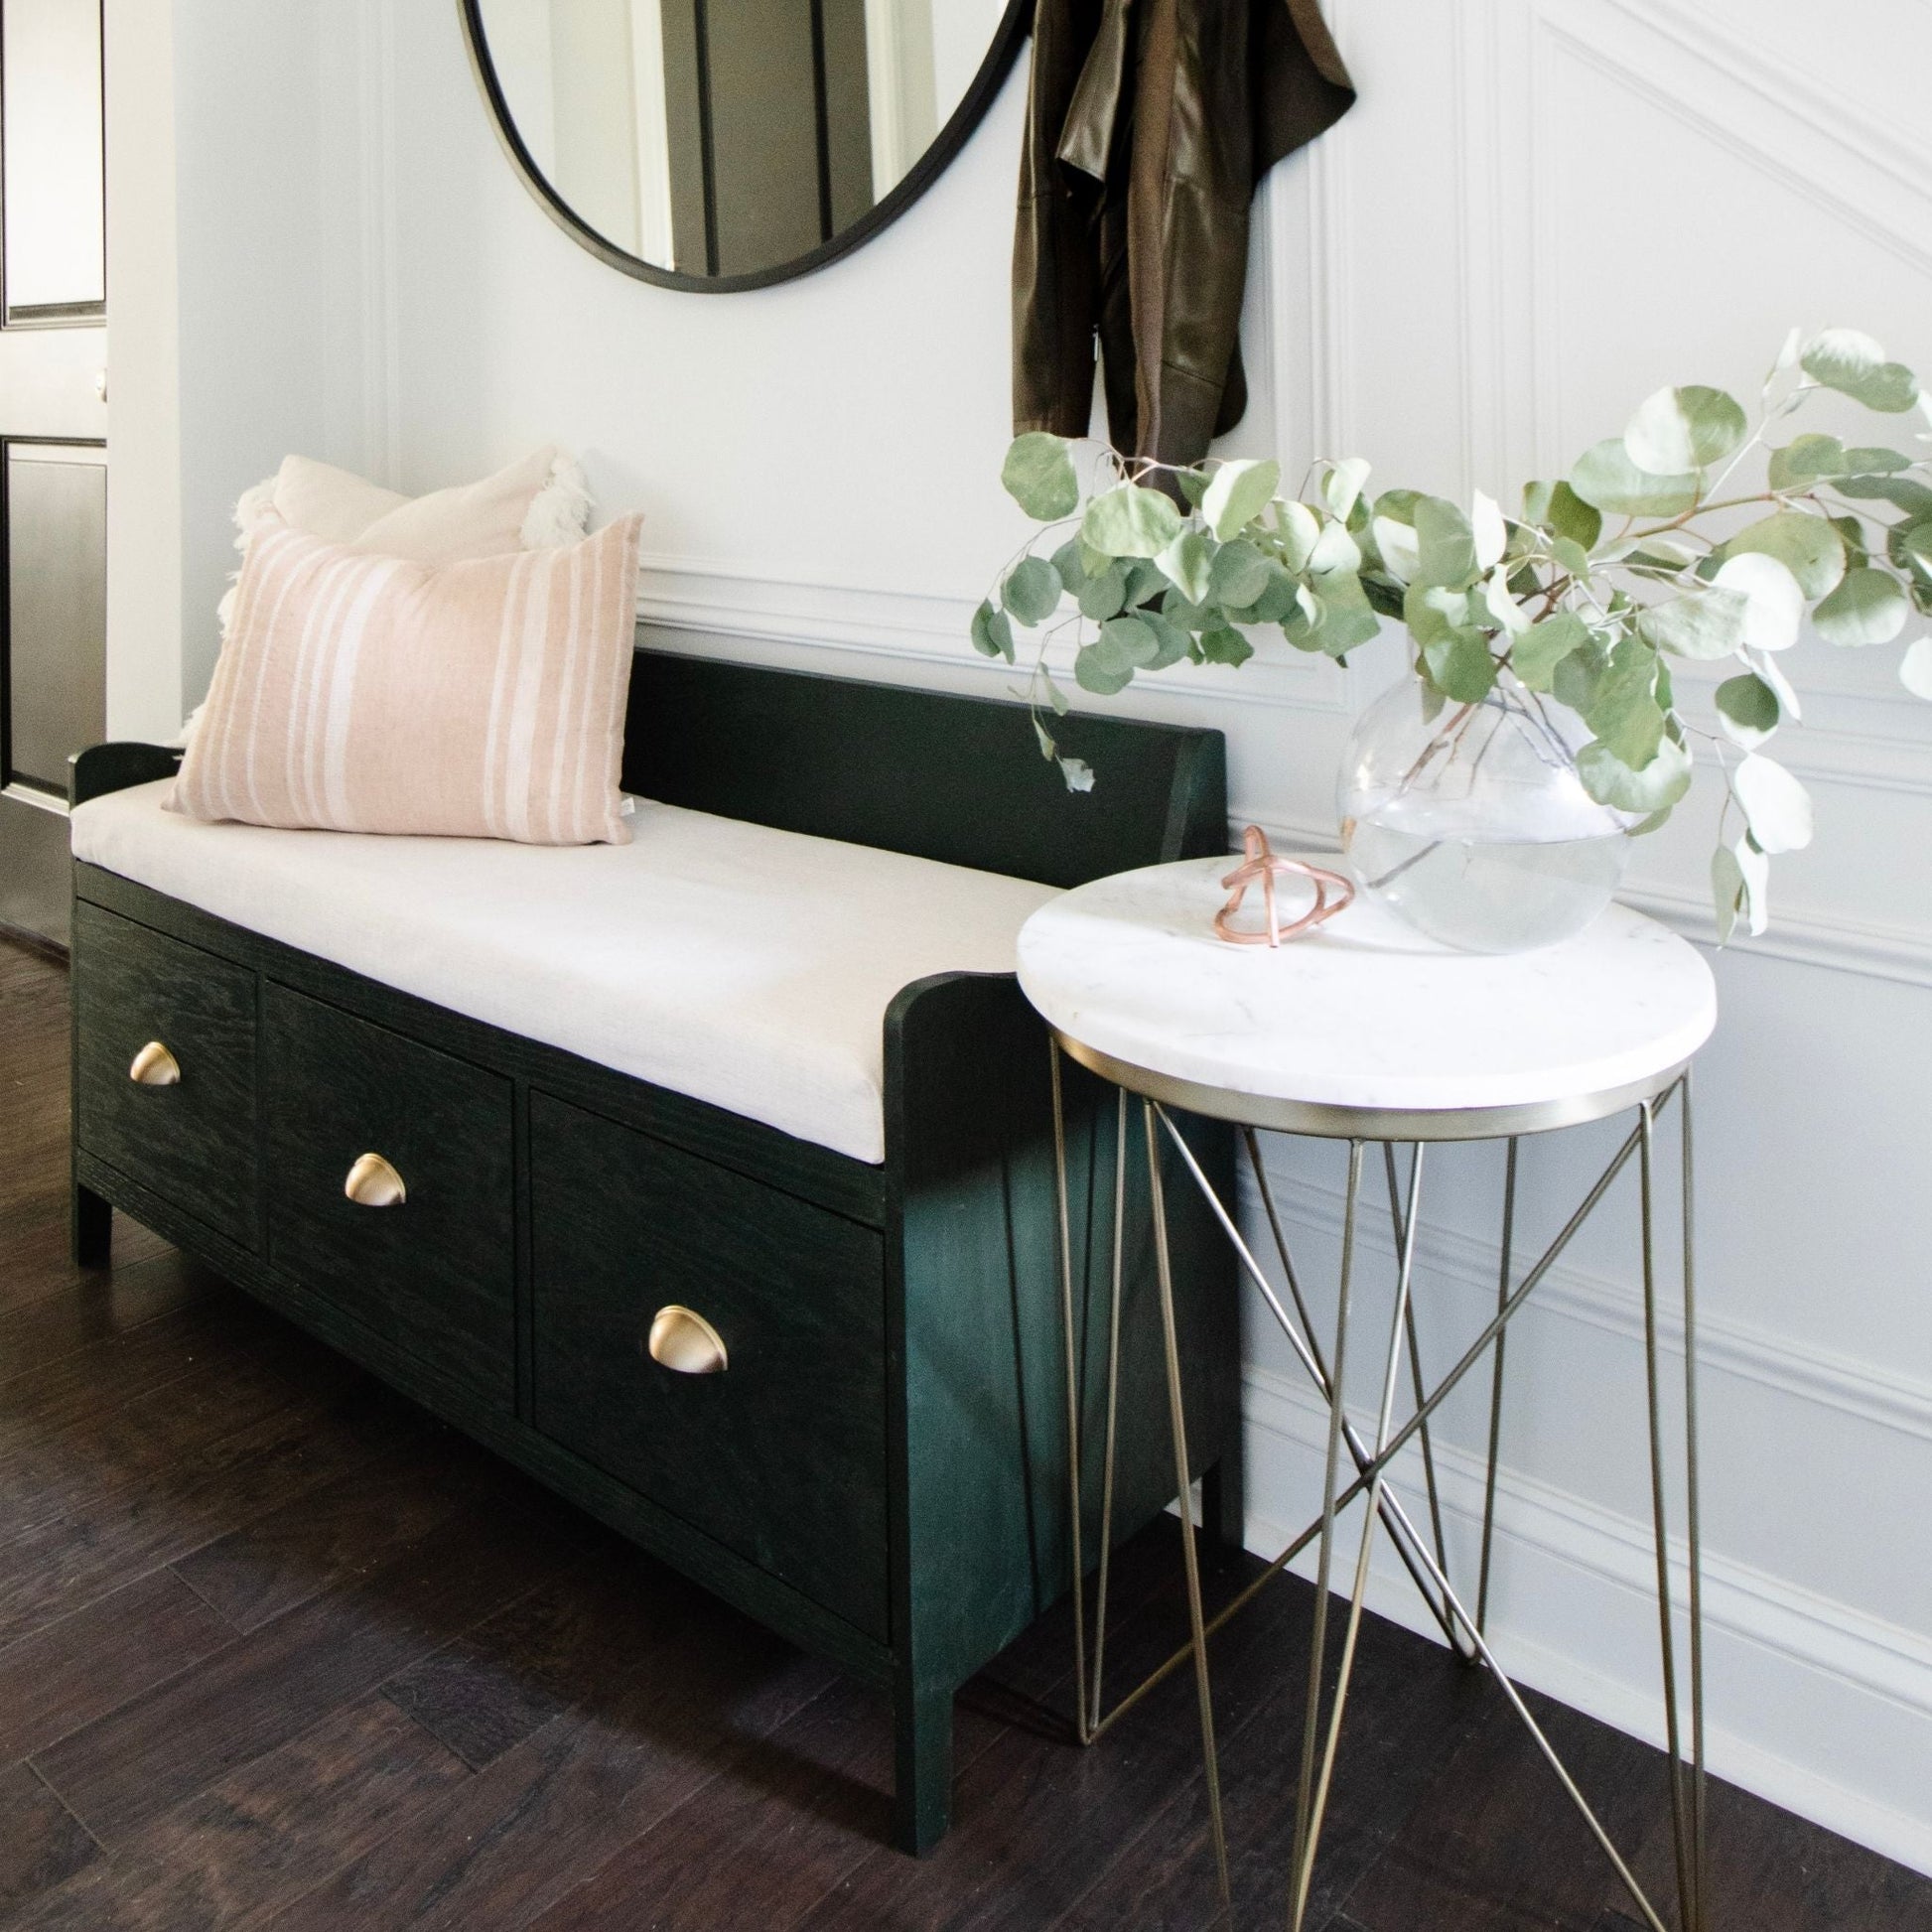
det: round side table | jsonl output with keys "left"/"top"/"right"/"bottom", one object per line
{"left": 1017, "top": 856, "right": 1718, "bottom": 1932}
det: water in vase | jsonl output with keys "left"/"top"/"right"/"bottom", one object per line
{"left": 1344, "top": 810, "right": 1629, "bottom": 953}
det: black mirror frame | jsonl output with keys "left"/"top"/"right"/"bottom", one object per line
{"left": 458, "top": 0, "right": 1033, "bottom": 295}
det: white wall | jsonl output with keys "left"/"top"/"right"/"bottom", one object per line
{"left": 126, "top": 0, "right": 1932, "bottom": 1875}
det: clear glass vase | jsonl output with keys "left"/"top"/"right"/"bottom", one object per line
{"left": 1336, "top": 671, "right": 1632, "bottom": 953}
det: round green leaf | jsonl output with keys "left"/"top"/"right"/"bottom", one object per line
{"left": 1412, "top": 495, "right": 1479, "bottom": 589}
{"left": 1800, "top": 329, "right": 1920, "bottom": 412}
{"left": 1585, "top": 637, "right": 1667, "bottom": 768}
{"left": 1237, "top": 563, "right": 1300, "bottom": 625}
{"left": 1715, "top": 671, "right": 1781, "bottom": 748}
{"left": 1198, "top": 624, "right": 1254, "bottom": 667}
{"left": 1836, "top": 475, "right": 1932, "bottom": 519}
{"left": 1570, "top": 439, "right": 1699, "bottom": 517}
{"left": 1097, "top": 616, "right": 1160, "bottom": 668}
{"left": 969, "top": 600, "right": 1015, "bottom": 662}
{"left": 1077, "top": 562, "right": 1128, "bottom": 621}
{"left": 1209, "top": 537, "right": 1270, "bottom": 607}
{"left": 1577, "top": 735, "right": 1692, "bottom": 814}
{"left": 1552, "top": 535, "right": 1592, "bottom": 579}
{"left": 1899, "top": 635, "right": 1932, "bottom": 698}
{"left": 1308, "top": 519, "right": 1363, "bottom": 577}
{"left": 1812, "top": 566, "right": 1908, "bottom": 645}
{"left": 1511, "top": 613, "right": 1589, "bottom": 692}
{"left": 1121, "top": 558, "right": 1169, "bottom": 609}
{"left": 1001, "top": 434, "right": 1080, "bottom": 520}
{"left": 1156, "top": 529, "right": 1215, "bottom": 604}
{"left": 1370, "top": 514, "right": 1422, "bottom": 585}
{"left": 1732, "top": 754, "right": 1813, "bottom": 853}
{"left": 1001, "top": 555, "right": 1063, "bottom": 625}
{"left": 1711, "top": 838, "right": 1768, "bottom": 943}
{"left": 1139, "top": 609, "right": 1191, "bottom": 668}
{"left": 1840, "top": 446, "right": 1911, "bottom": 475}
{"left": 1637, "top": 588, "right": 1748, "bottom": 660}
{"left": 1202, "top": 459, "right": 1281, "bottom": 540}
{"left": 1766, "top": 433, "right": 1846, "bottom": 491}
{"left": 1524, "top": 479, "right": 1603, "bottom": 550}
{"left": 1725, "top": 510, "right": 1845, "bottom": 599}
{"left": 1081, "top": 483, "right": 1183, "bottom": 559}
{"left": 1072, "top": 644, "right": 1133, "bottom": 695}
{"left": 1321, "top": 458, "right": 1371, "bottom": 520}
{"left": 1712, "top": 553, "right": 1804, "bottom": 651}
{"left": 1624, "top": 384, "right": 1747, "bottom": 475}
{"left": 1050, "top": 538, "right": 1089, "bottom": 595}
{"left": 1421, "top": 628, "right": 1497, "bottom": 703}
{"left": 1273, "top": 499, "right": 1321, "bottom": 573}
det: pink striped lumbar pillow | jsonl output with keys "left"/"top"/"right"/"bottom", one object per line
{"left": 169, "top": 510, "right": 643, "bottom": 845}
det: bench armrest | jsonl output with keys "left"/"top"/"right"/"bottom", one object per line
{"left": 70, "top": 743, "right": 183, "bottom": 810}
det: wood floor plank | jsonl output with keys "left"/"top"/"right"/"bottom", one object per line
{"left": 796, "top": 1551, "right": 1302, "bottom": 1932}
{"left": 0, "top": 1764, "right": 96, "bottom": 1917}
{"left": 1055, "top": 1573, "right": 1492, "bottom": 1932}
{"left": 0, "top": 1568, "right": 234, "bottom": 1766}
{"left": 0, "top": 1204, "right": 173, "bottom": 1319}
{"left": 1611, "top": 1758, "right": 1932, "bottom": 1932}
{"left": 265, "top": 1588, "right": 839, "bottom": 1932}
{"left": 171, "top": 1427, "right": 518, "bottom": 1634}
{"left": 0, "top": 1252, "right": 226, "bottom": 1389}
{"left": 0, "top": 1302, "right": 322, "bottom": 1536}
{"left": 0, "top": 1695, "right": 471, "bottom": 1932}
{"left": 0, "top": 1378, "right": 428, "bottom": 1651}
{"left": 373, "top": 1538, "right": 677, "bottom": 1772}
{"left": 1330, "top": 1687, "right": 1670, "bottom": 1932}
{"left": 31, "top": 1503, "right": 565, "bottom": 1845}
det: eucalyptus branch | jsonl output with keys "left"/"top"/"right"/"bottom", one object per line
{"left": 980, "top": 327, "right": 1932, "bottom": 942}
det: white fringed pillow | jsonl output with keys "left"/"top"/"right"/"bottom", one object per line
{"left": 207, "top": 448, "right": 592, "bottom": 637}
{"left": 170, "top": 511, "right": 643, "bottom": 845}
{"left": 237, "top": 447, "right": 593, "bottom": 561}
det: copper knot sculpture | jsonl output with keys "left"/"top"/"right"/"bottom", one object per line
{"left": 1212, "top": 826, "right": 1355, "bottom": 947}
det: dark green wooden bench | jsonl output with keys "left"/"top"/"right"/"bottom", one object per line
{"left": 67, "top": 645, "right": 1241, "bottom": 1854}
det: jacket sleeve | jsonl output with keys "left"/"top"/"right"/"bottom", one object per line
{"left": 1013, "top": 0, "right": 1111, "bottom": 439}
{"left": 1257, "top": 0, "right": 1355, "bottom": 178}
{"left": 1140, "top": 0, "right": 1355, "bottom": 468}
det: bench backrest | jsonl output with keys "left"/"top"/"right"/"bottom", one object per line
{"left": 621, "top": 647, "right": 1227, "bottom": 890}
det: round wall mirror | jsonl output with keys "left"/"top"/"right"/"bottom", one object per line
{"left": 461, "top": 0, "right": 1030, "bottom": 292}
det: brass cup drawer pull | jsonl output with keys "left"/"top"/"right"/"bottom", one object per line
{"left": 128, "top": 1040, "right": 181, "bottom": 1087}
{"left": 647, "top": 1305, "right": 728, "bottom": 1375}
{"left": 344, "top": 1152, "right": 407, "bottom": 1207}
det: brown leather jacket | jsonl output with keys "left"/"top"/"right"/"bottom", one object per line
{"left": 1013, "top": 0, "right": 1354, "bottom": 471}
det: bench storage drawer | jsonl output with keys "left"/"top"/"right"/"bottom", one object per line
{"left": 263, "top": 984, "right": 514, "bottom": 1409}
{"left": 529, "top": 1093, "right": 890, "bottom": 1639}
{"left": 72, "top": 900, "right": 259, "bottom": 1247}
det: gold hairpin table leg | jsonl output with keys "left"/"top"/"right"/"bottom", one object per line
{"left": 1049, "top": 1042, "right": 1707, "bottom": 1932}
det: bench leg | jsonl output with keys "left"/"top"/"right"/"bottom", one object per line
{"left": 892, "top": 1676, "right": 953, "bottom": 1856}
{"left": 1201, "top": 1452, "right": 1246, "bottom": 1563}
{"left": 71, "top": 1177, "right": 110, "bottom": 1269}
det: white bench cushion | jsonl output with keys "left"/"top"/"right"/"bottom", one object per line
{"left": 71, "top": 781, "right": 1062, "bottom": 1164}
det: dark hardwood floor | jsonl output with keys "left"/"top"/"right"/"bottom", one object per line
{"left": 3, "top": 932, "right": 1927, "bottom": 1929}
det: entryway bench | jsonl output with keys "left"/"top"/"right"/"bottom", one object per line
{"left": 66, "top": 647, "right": 1240, "bottom": 1853}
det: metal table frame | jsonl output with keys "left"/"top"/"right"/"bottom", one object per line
{"left": 1049, "top": 1036, "right": 1706, "bottom": 1932}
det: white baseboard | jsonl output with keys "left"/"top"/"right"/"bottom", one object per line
{"left": 1239, "top": 1362, "right": 1932, "bottom": 1877}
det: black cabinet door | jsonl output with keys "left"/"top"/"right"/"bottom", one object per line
{"left": 264, "top": 984, "right": 514, "bottom": 1410}
{"left": 72, "top": 900, "right": 258, "bottom": 1247}
{"left": 530, "top": 1093, "right": 890, "bottom": 1638}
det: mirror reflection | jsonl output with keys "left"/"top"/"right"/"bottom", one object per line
{"left": 475, "top": 0, "right": 1011, "bottom": 281}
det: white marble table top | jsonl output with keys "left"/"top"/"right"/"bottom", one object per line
{"left": 1016, "top": 857, "right": 1717, "bottom": 1121}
